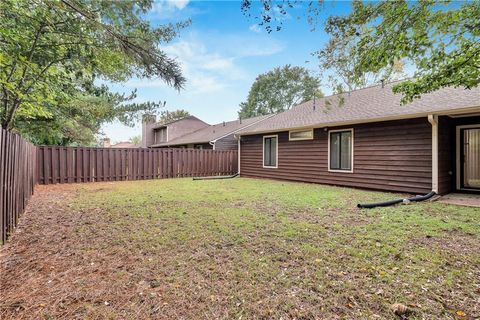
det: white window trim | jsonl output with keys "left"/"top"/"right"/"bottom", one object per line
{"left": 328, "top": 128, "right": 354, "bottom": 173}
{"left": 289, "top": 129, "right": 314, "bottom": 141}
{"left": 263, "top": 134, "right": 278, "bottom": 169}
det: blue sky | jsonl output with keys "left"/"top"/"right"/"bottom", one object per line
{"left": 103, "top": 0, "right": 352, "bottom": 143}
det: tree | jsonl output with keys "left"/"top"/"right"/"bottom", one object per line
{"left": 239, "top": 65, "right": 322, "bottom": 118}
{"left": 129, "top": 135, "right": 142, "bottom": 146}
{"left": 314, "top": 31, "right": 406, "bottom": 92}
{"left": 241, "top": 1, "right": 480, "bottom": 103}
{"left": 0, "top": 0, "right": 189, "bottom": 145}
{"left": 158, "top": 109, "right": 191, "bottom": 124}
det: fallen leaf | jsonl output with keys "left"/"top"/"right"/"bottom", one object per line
{"left": 456, "top": 310, "right": 466, "bottom": 317}
{"left": 391, "top": 303, "right": 409, "bottom": 315}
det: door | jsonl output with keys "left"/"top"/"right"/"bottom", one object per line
{"left": 460, "top": 127, "right": 480, "bottom": 190}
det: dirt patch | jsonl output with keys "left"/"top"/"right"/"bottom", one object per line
{"left": 411, "top": 231, "right": 480, "bottom": 255}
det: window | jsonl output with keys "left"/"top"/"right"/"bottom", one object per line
{"left": 289, "top": 129, "right": 313, "bottom": 141}
{"left": 263, "top": 135, "right": 278, "bottom": 168}
{"left": 155, "top": 127, "right": 167, "bottom": 143}
{"left": 329, "top": 129, "right": 353, "bottom": 172}
{"left": 194, "top": 144, "right": 203, "bottom": 150}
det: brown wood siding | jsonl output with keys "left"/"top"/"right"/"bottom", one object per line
{"left": 215, "top": 134, "right": 238, "bottom": 150}
{"left": 240, "top": 118, "right": 432, "bottom": 194}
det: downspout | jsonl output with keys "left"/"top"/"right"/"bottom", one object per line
{"left": 236, "top": 134, "right": 241, "bottom": 175}
{"left": 428, "top": 114, "right": 439, "bottom": 194}
{"left": 192, "top": 137, "right": 239, "bottom": 180}
{"left": 357, "top": 115, "right": 439, "bottom": 208}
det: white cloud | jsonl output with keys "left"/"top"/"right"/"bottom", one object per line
{"left": 151, "top": 0, "right": 189, "bottom": 14}
{"left": 249, "top": 24, "right": 261, "bottom": 33}
{"left": 162, "top": 39, "right": 247, "bottom": 93}
{"left": 122, "top": 32, "right": 284, "bottom": 94}
{"left": 172, "top": 0, "right": 189, "bottom": 10}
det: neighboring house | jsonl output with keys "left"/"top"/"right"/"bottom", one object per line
{"left": 142, "top": 115, "right": 210, "bottom": 148}
{"left": 237, "top": 83, "right": 480, "bottom": 195}
{"left": 149, "top": 115, "right": 273, "bottom": 150}
{"left": 101, "top": 138, "right": 139, "bottom": 148}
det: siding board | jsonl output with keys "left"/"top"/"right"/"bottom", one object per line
{"left": 240, "top": 118, "right": 433, "bottom": 194}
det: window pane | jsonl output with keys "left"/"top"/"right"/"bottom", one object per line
{"left": 340, "top": 132, "right": 352, "bottom": 170}
{"left": 330, "top": 133, "right": 340, "bottom": 169}
{"left": 264, "top": 138, "right": 270, "bottom": 166}
{"left": 270, "top": 137, "right": 277, "bottom": 166}
{"left": 264, "top": 137, "right": 277, "bottom": 167}
{"left": 290, "top": 130, "right": 313, "bottom": 140}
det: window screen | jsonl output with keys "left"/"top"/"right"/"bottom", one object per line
{"left": 330, "top": 130, "right": 352, "bottom": 171}
{"left": 263, "top": 136, "right": 277, "bottom": 167}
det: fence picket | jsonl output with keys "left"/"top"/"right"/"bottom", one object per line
{"left": 1, "top": 140, "right": 237, "bottom": 244}
{"left": 34, "top": 147, "right": 237, "bottom": 184}
{"left": 0, "top": 129, "right": 37, "bottom": 244}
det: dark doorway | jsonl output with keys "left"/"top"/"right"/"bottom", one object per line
{"left": 459, "top": 127, "right": 480, "bottom": 190}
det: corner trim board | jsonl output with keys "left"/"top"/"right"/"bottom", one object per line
{"left": 428, "top": 114, "right": 438, "bottom": 193}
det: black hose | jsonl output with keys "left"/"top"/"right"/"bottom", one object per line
{"left": 407, "top": 191, "right": 437, "bottom": 202}
{"left": 193, "top": 173, "right": 239, "bottom": 181}
{"left": 357, "top": 191, "right": 436, "bottom": 209}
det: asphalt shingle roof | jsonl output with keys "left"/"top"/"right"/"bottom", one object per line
{"left": 151, "top": 115, "right": 208, "bottom": 129}
{"left": 238, "top": 83, "right": 480, "bottom": 135}
{"left": 151, "top": 114, "right": 273, "bottom": 147}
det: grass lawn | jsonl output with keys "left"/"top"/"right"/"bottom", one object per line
{"left": 1, "top": 178, "right": 479, "bottom": 319}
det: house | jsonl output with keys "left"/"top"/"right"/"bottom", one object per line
{"left": 143, "top": 114, "right": 273, "bottom": 150}
{"left": 141, "top": 115, "right": 209, "bottom": 148}
{"left": 237, "top": 83, "right": 480, "bottom": 195}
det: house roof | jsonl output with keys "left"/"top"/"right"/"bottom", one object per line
{"left": 110, "top": 142, "right": 140, "bottom": 148}
{"left": 238, "top": 83, "right": 480, "bottom": 135}
{"left": 151, "top": 115, "right": 209, "bottom": 129}
{"left": 151, "top": 114, "right": 274, "bottom": 147}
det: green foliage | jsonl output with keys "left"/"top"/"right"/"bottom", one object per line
{"left": 0, "top": 0, "right": 189, "bottom": 145}
{"left": 239, "top": 65, "right": 322, "bottom": 118}
{"left": 315, "top": 31, "right": 406, "bottom": 92}
{"left": 158, "top": 109, "right": 191, "bottom": 124}
{"left": 129, "top": 135, "right": 142, "bottom": 146}
{"left": 242, "top": 1, "right": 480, "bottom": 102}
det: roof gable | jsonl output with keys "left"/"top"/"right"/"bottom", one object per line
{"left": 152, "top": 115, "right": 209, "bottom": 129}
{"left": 151, "top": 114, "right": 273, "bottom": 147}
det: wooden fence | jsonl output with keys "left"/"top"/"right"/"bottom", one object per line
{"left": 1, "top": 142, "right": 237, "bottom": 243}
{"left": 37, "top": 147, "right": 238, "bottom": 184}
{"left": 0, "top": 129, "right": 37, "bottom": 244}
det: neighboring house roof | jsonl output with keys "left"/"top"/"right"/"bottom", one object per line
{"left": 151, "top": 114, "right": 274, "bottom": 147}
{"left": 238, "top": 83, "right": 480, "bottom": 135}
{"left": 151, "top": 115, "right": 209, "bottom": 129}
{"left": 110, "top": 142, "right": 140, "bottom": 148}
